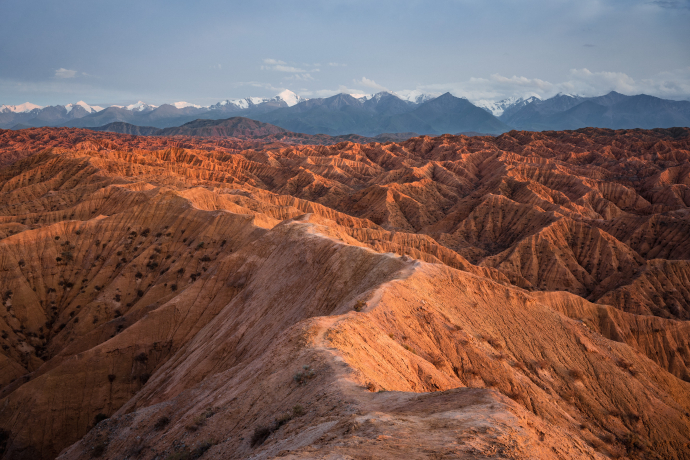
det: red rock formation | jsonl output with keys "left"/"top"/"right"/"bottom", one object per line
{"left": 0, "top": 126, "right": 688, "bottom": 459}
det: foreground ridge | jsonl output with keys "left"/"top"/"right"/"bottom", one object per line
{"left": 0, "top": 127, "right": 688, "bottom": 459}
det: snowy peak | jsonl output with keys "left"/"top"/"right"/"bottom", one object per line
{"left": 273, "top": 89, "right": 305, "bottom": 107}
{"left": 0, "top": 102, "right": 43, "bottom": 113}
{"left": 64, "top": 101, "right": 104, "bottom": 114}
{"left": 475, "top": 96, "right": 541, "bottom": 117}
{"left": 209, "top": 91, "right": 307, "bottom": 111}
{"left": 394, "top": 90, "right": 439, "bottom": 104}
{"left": 122, "top": 101, "right": 158, "bottom": 112}
{"left": 172, "top": 101, "right": 203, "bottom": 109}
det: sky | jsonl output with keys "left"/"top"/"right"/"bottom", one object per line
{"left": 1, "top": 0, "right": 689, "bottom": 107}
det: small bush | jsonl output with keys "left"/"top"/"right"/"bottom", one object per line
{"left": 91, "top": 440, "right": 108, "bottom": 458}
{"left": 93, "top": 413, "right": 108, "bottom": 425}
{"left": 292, "top": 404, "right": 305, "bottom": 417}
{"left": 190, "top": 441, "right": 214, "bottom": 459}
{"left": 250, "top": 426, "right": 273, "bottom": 447}
{"left": 154, "top": 416, "right": 170, "bottom": 430}
{"left": 353, "top": 300, "right": 366, "bottom": 312}
{"left": 293, "top": 365, "right": 316, "bottom": 385}
{"left": 107, "top": 374, "right": 116, "bottom": 383}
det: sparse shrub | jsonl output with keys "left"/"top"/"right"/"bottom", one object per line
{"left": 171, "top": 284, "right": 178, "bottom": 291}
{"left": 134, "top": 352, "right": 148, "bottom": 363}
{"left": 196, "top": 242, "right": 204, "bottom": 249}
{"left": 250, "top": 426, "right": 272, "bottom": 447}
{"left": 292, "top": 404, "right": 305, "bottom": 417}
{"left": 139, "top": 373, "right": 151, "bottom": 384}
{"left": 93, "top": 413, "right": 108, "bottom": 425}
{"left": 0, "top": 429, "right": 10, "bottom": 456}
{"left": 569, "top": 369, "right": 584, "bottom": 381}
{"left": 107, "top": 374, "right": 116, "bottom": 383}
{"left": 190, "top": 441, "right": 214, "bottom": 459}
{"left": 166, "top": 449, "right": 190, "bottom": 460}
{"left": 200, "top": 255, "right": 211, "bottom": 262}
{"left": 135, "top": 272, "right": 143, "bottom": 279}
{"left": 353, "top": 300, "right": 365, "bottom": 312}
{"left": 403, "top": 344, "right": 417, "bottom": 354}
{"left": 91, "top": 440, "right": 108, "bottom": 458}
{"left": 17, "top": 259, "right": 25, "bottom": 268}
{"left": 137, "top": 289, "right": 144, "bottom": 297}
{"left": 154, "top": 416, "right": 170, "bottom": 430}
{"left": 293, "top": 365, "right": 316, "bottom": 385}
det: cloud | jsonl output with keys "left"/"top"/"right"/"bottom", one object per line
{"left": 55, "top": 68, "right": 77, "bottom": 79}
{"left": 401, "top": 67, "right": 690, "bottom": 104}
{"left": 354, "top": 77, "right": 388, "bottom": 91}
{"left": 649, "top": 0, "right": 690, "bottom": 9}
{"left": 286, "top": 73, "right": 315, "bottom": 81}
{"left": 328, "top": 62, "right": 347, "bottom": 67}
{"left": 261, "top": 59, "right": 307, "bottom": 73}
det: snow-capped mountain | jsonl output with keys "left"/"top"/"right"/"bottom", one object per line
{"left": 64, "top": 101, "right": 104, "bottom": 114}
{"left": 272, "top": 89, "right": 305, "bottom": 107}
{"left": 172, "top": 101, "right": 203, "bottom": 109}
{"left": 112, "top": 101, "right": 158, "bottom": 112}
{"left": 394, "top": 90, "right": 439, "bottom": 104}
{"left": 209, "top": 90, "right": 306, "bottom": 111}
{"left": 0, "top": 102, "right": 43, "bottom": 113}
{"left": 475, "top": 96, "right": 541, "bottom": 117}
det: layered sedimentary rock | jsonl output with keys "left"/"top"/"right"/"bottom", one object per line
{"left": 0, "top": 126, "right": 689, "bottom": 459}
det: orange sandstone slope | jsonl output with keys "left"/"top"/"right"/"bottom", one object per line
{"left": 0, "top": 127, "right": 688, "bottom": 459}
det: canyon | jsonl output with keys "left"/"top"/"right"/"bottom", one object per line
{"left": 0, "top": 126, "right": 689, "bottom": 459}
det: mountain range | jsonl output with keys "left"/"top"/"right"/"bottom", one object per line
{"left": 2, "top": 90, "right": 689, "bottom": 135}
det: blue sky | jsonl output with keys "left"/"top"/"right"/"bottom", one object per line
{"left": 1, "top": 0, "right": 689, "bottom": 106}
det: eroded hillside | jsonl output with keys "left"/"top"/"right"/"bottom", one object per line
{"left": 0, "top": 127, "right": 689, "bottom": 460}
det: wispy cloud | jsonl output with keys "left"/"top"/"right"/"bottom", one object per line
{"left": 287, "top": 73, "right": 315, "bottom": 81}
{"left": 649, "top": 0, "right": 690, "bottom": 9}
{"left": 402, "top": 67, "right": 690, "bottom": 103}
{"left": 261, "top": 59, "right": 308, "bottom": 73}
{"left": 55, "top": 68, "right": 77, "bottom": 79}
{"left": 353, "top": 77, "right": 387, "bottom": 91}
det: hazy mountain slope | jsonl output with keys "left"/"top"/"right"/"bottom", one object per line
{"left": 502, "top": 92, "right": 690, "bottom": 131}
{"left": 258, "top": 92, "right": 510, "bottom": 136}
{"left": 384, "top": 92, "right": 511, "bottom": 134}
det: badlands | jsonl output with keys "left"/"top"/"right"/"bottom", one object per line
{"left": 0, "top": 126, "right": 689, "bottom": 459}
